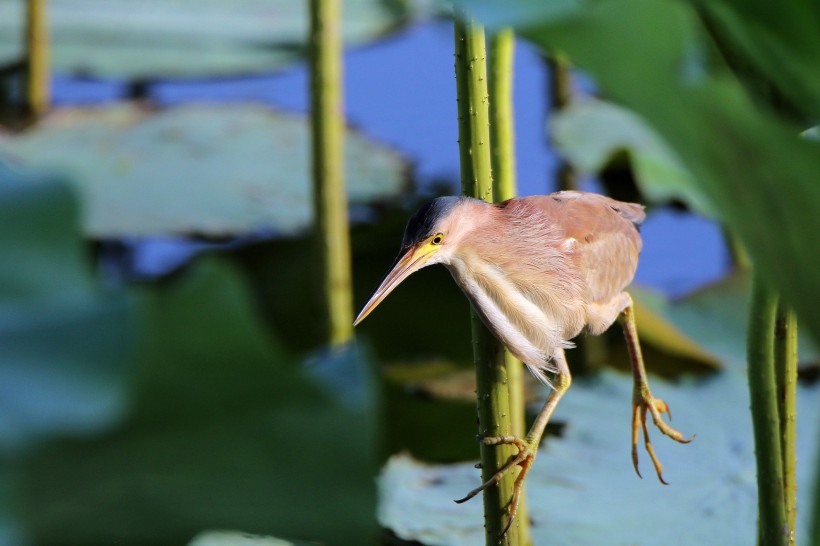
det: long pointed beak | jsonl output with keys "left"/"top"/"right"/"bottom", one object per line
{"left": 353, "top": 244, "right": 436, "bottom": 326}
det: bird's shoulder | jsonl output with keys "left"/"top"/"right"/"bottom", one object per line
{"left": 497, "top": 192, "right": 644, "bottom": 248}
{"left": 496, "top": 192, "right": 645, "bottom": 303}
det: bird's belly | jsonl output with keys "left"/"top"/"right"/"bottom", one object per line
{"left": 469, "top": 296, "right": 550, "bottom": 366}
{"left": 446, "top": 261, "right": 578, "bottom": 368}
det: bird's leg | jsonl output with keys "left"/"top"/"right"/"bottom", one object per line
{"left": 455, "top": 349, "right": 572, "bottom": 536}
{"left": 622, "top": 293, "right": 693, "bottom": 483}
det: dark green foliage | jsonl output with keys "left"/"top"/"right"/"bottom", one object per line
{"left": 0, "top": 164, "right": 378, "bottom": 545}
{"left": 0, "top": 164, "right": 138, "bottom": 451}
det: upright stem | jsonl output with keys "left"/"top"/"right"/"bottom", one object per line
{"left": 489, "top": 30, "right": 515, "bottom": 201}
{"left": 309, "top": 0, "right": 354, "bottom": 347}
{"left": 489, "top": 28, "right": 531, "bottom": 546}
{"left": 747, "top": 273, "right": 788, "bottom": 546}
{"left": 24, "top": 0, "right": 50, "bottom": 118}
{"left": 454, "top": 18, "right": 493, "bottom": 201}
{"left": 488, "top": 27, "right": 524, "bottom": 442}
{"left": 454, "top": 15, "right": 520, "bottom": 545}
{"left": 774, "top": 303, "right": 797, "bottom": 545}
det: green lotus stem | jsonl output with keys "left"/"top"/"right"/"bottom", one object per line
{"left": 489, "top": 30, "right": 516, "bottom": 201}
{"left": 489, "top": 27, "right": 524, "bottom": 441}
{"left": 454, "top": 18, "right": 493, "bottom": 202}
{"left": 309, "top": 0, "right": 354, "bottom": 347}
{"left": 747, "top": 273, "right": 788, "bottom": 546}
{"left": 25, "top": 0, "right": 50, "bottom": 117}
{"left": 489, "top": 28, "right": 531, "bottom": 546}
{"left": 774, "top": 303, "right": 797, "bottom": 545}
{"left": 454, "top": 15, "right": 520, "bottom": 545}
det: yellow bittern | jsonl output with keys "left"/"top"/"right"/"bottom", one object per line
{"left": 354, "top": 191, "right": 692, "bottom": 531}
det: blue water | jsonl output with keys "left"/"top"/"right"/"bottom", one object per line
{"left": 52, "top": 20, "right": 729, "bottom": 297}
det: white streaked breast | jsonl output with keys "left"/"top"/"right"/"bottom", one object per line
{"left": 446, "top": 258, "right": 565, "bottom": 373}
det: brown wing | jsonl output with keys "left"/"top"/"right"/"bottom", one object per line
{"left": 513, "top": 191, "right": 645, "bottom": 304}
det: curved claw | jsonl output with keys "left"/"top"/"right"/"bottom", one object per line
{"left": 654, "top": 398, "right": 672, "bottom": 420}
{"left": 631, "top": 404, "right": 644, "bottom": 480}
{"left": 454, "top": 435, "right": 533, "bottom": 538}
{"left": 647, "top": 397, "right": 695, "bottom": 444}
{"left": 622, "top": 300, "right": 693, "bottom": 484}
{"left": 632, "top": 396, "right": 694, "bottom": 484}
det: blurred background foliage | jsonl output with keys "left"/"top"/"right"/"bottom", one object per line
{"left": 0, "top": 0, "right": 412, "bottom": 79}
{"left": 0, "top": 0, "right": 819, "bottom": 544}
{"left": 1, "top": 103, "right": 408, "bottom": 237}
{"left": 0, "top": 165, "right": 378, "bottom": 545}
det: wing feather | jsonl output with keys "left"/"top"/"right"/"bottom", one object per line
{"left": 503, "top": 191, "right": 644, "bottom": 304}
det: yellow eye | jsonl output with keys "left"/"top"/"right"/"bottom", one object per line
{"left": 431, "top": 233, "right": 444, "bottom": 245}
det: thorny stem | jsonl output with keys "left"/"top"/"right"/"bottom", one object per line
{"left": 489, "top": 27, "right": 531, "bottom": 546}
{"left": 747, "top": 274, "right": 788, "bottom": 546}
{"left": 454, "top": 13, "right": 521, "bottom": 545}
{"left": 774, "top": 303, "right": 797, "bottom": 545}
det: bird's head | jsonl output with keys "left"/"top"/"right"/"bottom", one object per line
{"left": 353, "top": 196, "right": 469, "bottom": 326}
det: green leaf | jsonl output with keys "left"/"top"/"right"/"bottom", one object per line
{"left": 633, "top": 275, "right": 818, "bottom": 372}
{"left": 0, "top": 162, "right": 138, "bottom": 451}
{"left": 693, "top": 0, "right": 820, "bottom": 120}
{"left": 550, "top": 99, "right": 714, "bottom": 216}
{"left": 0, "top": 162, "right": 379, "bottom": 544}
{"left": 20, "top": 259, "right": 379, "bottom": 545}
{"left": 379, "top": 369, "right": 820, "bottom": 545}
{"left": 632, "top": 279, "right": 750, "bottom": 370}
{"left": 0, "top": 103, "right": 408, "bottom": 237}
{"left": 629, "top": 288, "right": 721, "bottom": 369}
{"left": 188, "top": 530, "right": 313, "bottom": 546}
{"left": 457, "top": 0, "right": 583, "bottom": 29}
{"left": 0, "top": 0, "right": 414, "bottom": 79}
{"left": 802, "top": 126, "right": 820, "bottom": 141}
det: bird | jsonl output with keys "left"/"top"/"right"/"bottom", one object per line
{"left": 353, "top": 190, "right": 692, "bottom": 533}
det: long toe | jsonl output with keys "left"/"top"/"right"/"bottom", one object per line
{"left": 454, "top": 435, "right": 536, "bottom": 537}
{"left": 646, "top": 397, "right": 694, "bottom": 444}
{"left": 454, "top": 436, "right": 532, "bottom": 504}
{"left": 502, "top": 452, "right": 534, "bottom": 537}
{"left": 632, "top": 395, "right": 694, "bottom": 484}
